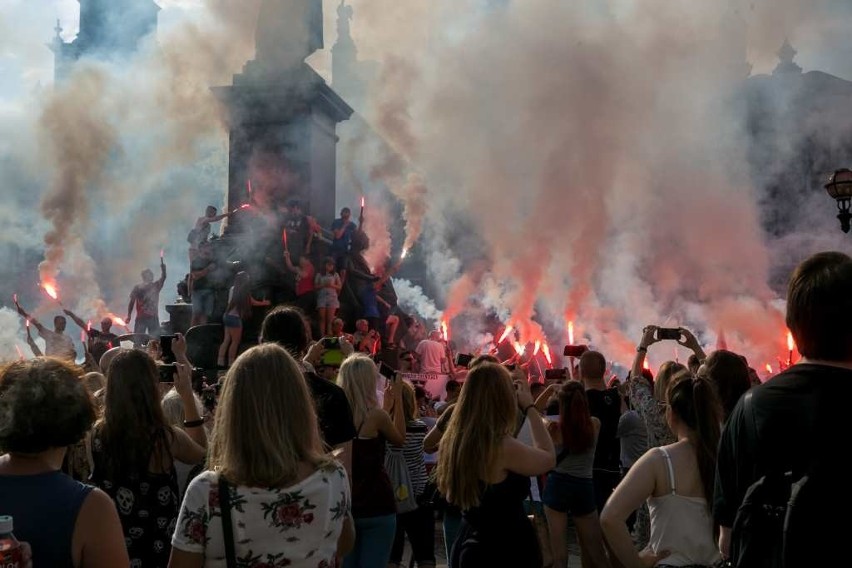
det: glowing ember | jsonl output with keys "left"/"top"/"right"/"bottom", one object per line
{"left": 26, "top": 319, "right": 30, "bottom": 328}
{"left": 542, "top": 343, "right": 553, "bottom": 365}
{"left": 497, "top": 324, "right": 514, "bottom": 344}
{"left": 513, "top": 341, "right": 526, "bottom": 357}
{"left": 643, "top": 359, "right": 651, "bottom": 371}
{"left": 441, "top": 320, "right": 449, "bottom": 342}
{"left": 281, "top": 228, "right": 289, "bottom": 250}
{"left": 15, "top": 345, "right": 24, "bottom": 360}
{"left": 12, "top": 293, "right": 17, "bottom": 304}
{"left": 765, "top": 363, "right": 773, "bottom": 374}
{"left": 86, "top": 320, "right": 92, "bottom": 331}
{"left": 401, "top": 248, "right": 408, "bottom": 260}
{"left": 112, "top": 316, "right": 128, "bottom": 327}
{"left": 240, "top": 204, "right": 251, "bottom": 210}
{"left": 247, "top": 179, "right": 253, "bottom": 197}
{"left": 533, "top": 340, "right": 541, "bottom": 356}
{"left": 41, "top": 283, "right": 59, "bottom": 301}
{"left": 361, "top": 196, "right": 365, "bottom": 208}
{"left": 568, "top": 321, "right": 575, "bottom": 345}
{"left": 786, "top": 331, "right": 795, "bottom": 352}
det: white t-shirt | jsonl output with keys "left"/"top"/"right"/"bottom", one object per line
{"left": 172, "top": 463, "right": 351, "bottom": 567}
{"left": 415, "top": 340, "right": 446, "bottom": 374}
{"left": 42, "top": 330, "right": 76, "bottom": 361}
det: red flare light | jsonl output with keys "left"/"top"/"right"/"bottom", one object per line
{"left": 643, "top": 359, "right": 651, "bottom": 371}
{"left": 25, "top": 319, "right": 30, "bottom": 329}
{"left": 786, "top": 331, "right": 794, "bottom": 352}
{"left": 281, "top": 228, "right": 289, "bottom": 251}
{"left": 41, "top": 283, "right": 59, "bottom": 301}
{"left": 568, "top": 321, "right": 575, "bottom": 345}
{"left": 401, "top": 248, "right": 408, "bottom": 260}
{"left": 12, "top": 293, "right": 18, "bottom": 304}
{"left": 15, "top": 345, "right": 24, "bottom": 360}
{"left": 247, "top": 179, "right": 253, "bottom": 197}
{"left": 240, "top": 203, "right": 251, "bottom": 210}
{"left": 112, "top": 316, "right": 128, "bottom": 327}
{"left": 513, "top": 341, "right": 526, "bottom": 357}
{"left": 86, "top": 320, "right": 92, "bottom": 331}
{"left": 361, "top": 196, "right": 365, "bottom": 208}
{"left": 160, "top": 249, "right": 165, "bottom": 260}
{"left": 80, "top": 329, "right": 87, "bottom": 343}
{"left": 765, "top": 363, "right": 773, "bottom": 374}
{"left": 533, "top": 340, "right": 541, "bottom": 356}
{"left": 542, "top": 343, "right": 553, "bottom": 366}
{"left": 441, "top": 320, "right": 449, "bottom": 342}
{"left": 498, "top": 324, "right": 514, "bottom": 344}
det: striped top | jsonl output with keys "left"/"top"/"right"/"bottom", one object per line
{"left": 401, "top": 419, "right": 429, "bottom": 497}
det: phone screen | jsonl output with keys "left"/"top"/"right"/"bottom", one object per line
{"left": 160, "top": 335, "right": 176, "bottom": 364}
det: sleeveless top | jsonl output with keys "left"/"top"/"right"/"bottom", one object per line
{"left": 0, "top": 470, "right": 93, "bottom": 568}
{"left": 91, "top": 431, "right": 181, "bottom": 568}
{"left": 554, "top": 425, "right": 599, "bottom": 478}
{"left": 351, "top": 420, "right": 396, "bottom": 518}
{"left": 647, "top": 447, "right": 721, "bottom": 567}
{"left": 451, "top": 471, "right": 541, "bottom": 568}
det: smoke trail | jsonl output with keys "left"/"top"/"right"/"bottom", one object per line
{"left": 363, "top": 202, "right": 392, "bottom": 271}
{"left": 392, "top": 277, "right": 441, "bottom": 323}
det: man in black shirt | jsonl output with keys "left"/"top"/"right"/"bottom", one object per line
{"left": 260, "top": 306, "right": 356, "bottom": 475}
{"left": 714, "top": 252, "right": 852, "bottom": 565}
{"left": 580, "top": 350, "right": 623, "bottom": 512}
{"left": 190, "top": 242, "right": 217, "bottom": 326}
{"left": 63, "top": 309, "right": 119, "bottom": 365}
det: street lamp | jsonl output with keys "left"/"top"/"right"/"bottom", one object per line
{"left": 825, "top": 168, "right": 852, "bottom": 233}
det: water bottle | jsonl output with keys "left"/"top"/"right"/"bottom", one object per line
{"left": 0, "top": 516, "right": 21, "bottom": 568}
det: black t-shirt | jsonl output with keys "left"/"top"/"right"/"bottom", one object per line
{"left": 714, "top": 364, "right": 851, "bottom": 527}
{"left": 305, "top": 371, "right": 356, "bottom": 448}
{"left": 190, "top": 256, "right": 214, "bottom": 290}
{"left": 586, "top": 387, "right": 622, "bottom": 472}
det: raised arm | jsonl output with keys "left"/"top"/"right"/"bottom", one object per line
{"left": 283, "top": 251, "right": 298, "bottom": 273}
{"left": 157, "top": 261, "right": 167, "bottom": 290}
{"left": 678, "top": 327, "right": 707, "bottom": 364}
{"left": 380, "top": 380, "right": 407, "bottom": 447}
{"left": 63, "top": 308, "right": 87, "bottom": 331}
{"left": 25, "top": 325, "right": 43, "bottom": 358}
{"left": 631, "top": 325, "right": 658, "bottom": 379}
{"left": 501, "top": 380, "right": 556, "bottom": 476}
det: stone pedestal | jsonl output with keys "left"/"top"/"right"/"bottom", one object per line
{"left": 214, "top": 63, "right": 353, "bottom": 230}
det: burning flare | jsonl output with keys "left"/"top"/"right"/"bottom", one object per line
{"left": 441, "top": 320, "right": 449, "bottom": 342}
{"left": 765, "top": 363, "right": 773, "bottom": 374}
{"left": 15, "top": 345, "right": 24, "bottom": 361}
{"left": 533, "top": 340, "right": 542, "bottom": 357}
{"left": 643, "top": 359, "right": 651, "bottom": 371}
{"left": 112, "top": 316, "right": 128, "bottom": 327}
{"left": 240, "top": 204, "right": 251, "bottom": 210}
{"left": 568, "top": 321, "right": 575, "bottom": 345}
{"left": 513, "top": 341, "right": 526, "bottom": 357}
{"left": 542, "top": 343, "right": 553, "bottom": 366}
{"left": 41, "top": 283, "right": 59, "bottom": 301}
{"left": 497, "top": 324, "right": 515, "bottom": 344}
{"left": 400, "top": 248, "right": 409, "bottom": 260}
{"left": 786, "top": 331, "right": 795, "bottom": 352}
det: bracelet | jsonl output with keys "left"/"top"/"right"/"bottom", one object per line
{"left": 522, "top": 404, "right": 536, "bottom": 415}
{"left": 183, "top": 418, "right": 204, "bottom": 428}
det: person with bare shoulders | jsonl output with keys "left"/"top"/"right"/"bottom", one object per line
{"left": 337, "top": 354, "right": 406, "bottom": 568}
{"left": 436, "top": 363, "right": 556, "bottom": 567}
{"left": 0, "top": 358, "right": 129, "bottom": 568}
{"left": 14, "top": 299, "right": 75, "bottom": 361}
{"left": 90, "top": 334, "right": 206, "bottom": 568}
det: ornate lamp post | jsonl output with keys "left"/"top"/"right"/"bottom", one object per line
{"left": 825, "top": 168, "right": 852, "bottom": 233}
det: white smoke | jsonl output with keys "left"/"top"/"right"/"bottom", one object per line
{"left": 392, "top": 278, "right": 441, "bottom": 324}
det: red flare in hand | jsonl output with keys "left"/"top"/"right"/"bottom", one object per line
{"left": 542, "top": 343, "right": 553, "bottom": 366}
{"left": 15, "top": 345, "right": 24, "bottom": 360}
{"left": 80, "top": 328, "right": 87, "bottom": 343}
{"left": 112, "top": 316, "right": 128, "bottom": 327}
{"left": 441, "top": 320, "right": 449, "bottom": 342}
{"left": 240, "top": 203, "right": 251, "bottom": 210}
{"left": 533, "top": 340, "right": 541, "bottom": 356}
{"left": 568, "top": 321, "right": 575, "bottom": 345}
{"left": 361, "top": 196, "right": 365, "bottom": 208}
{"left": 12, "top": 293, "right": 18, "bottom": 304}
{"left": 765, "top": 363, "right": 773, "bottom": 374}
{"left": 643, "top": 359, "right": 651, "bottom": 371}
{"left": 247, "top": 179, "right": 253, "bottom": 197}
{"left": 41, "top": 283, "right": 59, "bottom": 301}
{"left": 786, "top": 331, "right": 794, "bottom": 352}
{"left": 401, "top": 248, "right": 408, "bottom": 260}
{"left": 513, "top": 341, "right": 526, "bottom": 357}
{"left": 25, "top": 319, "right": 30, "bottom": 329}
{"left": 86, "top": 320, "right": 92, "bottom": 332}
{"left": 160, "top": 249, "right": 165, "bottom": 260}
{"left": 498, "top": 324, "right": 514, "bottom": 344}
{"left": 281, "top": 228, "right": 289, "bottom": 251}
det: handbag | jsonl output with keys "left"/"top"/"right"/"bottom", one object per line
{"left": 218, "top": 475, "right": 237, "bottom": 568}
{"left": 385, "top": 446, "right": 418, "bottom": 514}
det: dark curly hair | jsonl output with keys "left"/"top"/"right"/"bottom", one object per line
{"left": 0, "top": 358, "right": 96, "bottom": 453}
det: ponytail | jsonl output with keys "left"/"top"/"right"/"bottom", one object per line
{"left": 668, "top": 373, "right": 722, "bottom": 505}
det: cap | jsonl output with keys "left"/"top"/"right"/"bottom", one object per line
{"left": 0, "top": 515, "right": 13, "bottom": 533}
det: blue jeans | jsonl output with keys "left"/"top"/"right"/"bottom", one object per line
{"left": 344, "top": 514, "right": 397, "bottom": 568}
{"left": 192, "top": 289, "right": 216, "bottom": 319}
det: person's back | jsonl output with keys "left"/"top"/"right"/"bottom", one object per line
{"left": 416, "top": 337, "right": 446, "bottom": 374}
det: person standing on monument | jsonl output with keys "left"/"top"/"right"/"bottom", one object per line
{"left": 284, "top": 199, "right": 314, "bottom": 262}
{"left": 127, "top": 258, "right": 167, "bottom": 338}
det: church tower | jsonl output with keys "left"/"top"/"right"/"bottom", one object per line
{"left": 51, "top": 0, "right": 160, "bottom": 81}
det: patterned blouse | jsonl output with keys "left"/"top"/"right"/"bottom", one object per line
{"left": 627, "top": 377, "right": 676, "bottom": 448}
{"left": 172, "top": 462, "right": 351, "bottom": 568}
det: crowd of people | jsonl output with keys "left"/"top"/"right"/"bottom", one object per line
{"left": 1, "top": 237, "right": 849, "bottom": 567}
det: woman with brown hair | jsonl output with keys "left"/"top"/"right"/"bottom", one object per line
{"left": 437, "top": 363, "right": 555, "bottom": 568}
{"left": 0, "top": 358, "right": 129, "bottom": 568}
{"left": 601, "top": 374, "right": 722, "bottom": 567}
{"left": 91, "top": 335, "right": 206, "bottom": 568}
{"left": 543, "top": 381, "right": 609, "bottom": 568}
{"left": 169, "top": 343, "right": 353, "bottom": 568}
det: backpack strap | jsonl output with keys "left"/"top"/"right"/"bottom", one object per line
{"left": 218, "top": 475, "right": 237, "bottom": 568}
{"left": 659, "top": 447, "right": 677, "bottom": 495}
{"left": 742, "top": 391, "right": 760, "bottom": 476}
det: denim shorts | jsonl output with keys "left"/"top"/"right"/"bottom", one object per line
{"left": 542, "top": 471, "right": 597, "bottom": 516}
{"left": 222, "top": 314, "right": 242, "bottom": 328}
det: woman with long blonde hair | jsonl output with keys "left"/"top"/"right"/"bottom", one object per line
{"left": 170, "top": 343, "right": 354, "bottom": 568}
{"left": 337, "top": 354, "right": 405, "bottom": 568}
{"left": 437, "top": 363, "right": 556, "bottom": 568}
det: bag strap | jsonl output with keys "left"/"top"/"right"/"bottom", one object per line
{"left": 218, "top": 475, "right": 237, "bottom": 568}
{"left": 742, "top": 391, "right": 759, "bottom": 476}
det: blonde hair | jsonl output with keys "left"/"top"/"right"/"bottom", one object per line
{"left": 400, "top": 381, "right": 417, "bottom": 422}
{"left": 437, "top": 363, "right": 517, "bottom": 510}
{"left": 654, "top": 361, "right": 688, "bottom": 402}
{"left": 161, "top": 388, "right": 203, "bottom": 429}
{"left": 209, "top": 344, "right": 328, "bottom": 487}
{"left": 337, "top": 354, "right": 379, "bottom": 428}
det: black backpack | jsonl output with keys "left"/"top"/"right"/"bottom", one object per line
{"left": 730, "top": 389, "right": 835, "bottom": 568}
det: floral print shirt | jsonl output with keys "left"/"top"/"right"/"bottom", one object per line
{"left": 172, "top": 463, "right": 351, "bottom": 568}
{"left": 627, "top": 377, "right": 676, "bottom": 449}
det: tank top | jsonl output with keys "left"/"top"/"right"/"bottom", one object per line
{"left": 647, "top": 447, "right": 720, "bottom": 567}
{"left": 351, "top": 420, "right": 396, "bottom": 518}
{"left": 554, "top": 425, "right": 599, "bottom": 478}
{"left": 0, "top": 470, "right": 93, "bottom": 568}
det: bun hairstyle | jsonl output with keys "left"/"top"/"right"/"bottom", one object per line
{"left": 667, "top": 372, "right": 722, "bottom": 505}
